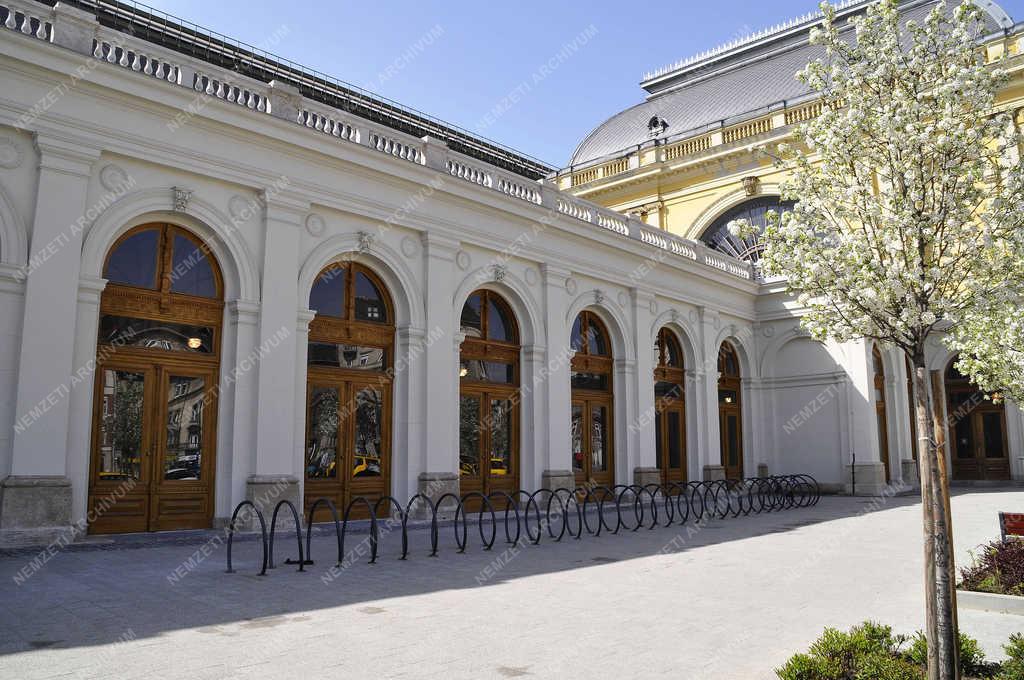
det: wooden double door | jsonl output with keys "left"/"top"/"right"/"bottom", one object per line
{"left": 459, "top": 386, "right": 518, "bottom": 500}
{"left": 655, "top": 381, "right": 687, "bottom": 485}
{"left": 571, "top": 395, "right": 613, "bottom": 488}
{"left": 304, "top": 370, "right": 390, "bottom": 521}
{"left": 948, "top": 391, "right": 1010, "bottom": 481}
{"left": 719, "top": 390, "right": 743, "bottom": 480}
{"left": 88, "top": 356, "right": 218, "bottom": 533}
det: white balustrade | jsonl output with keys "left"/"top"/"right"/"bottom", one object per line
{"left": 93, "top": 40, "right": 181, "bottom": 84}
{"left": 193, "top": 72, "right": 270, "bottom": 113}
{"left": 1, "top": 3, "right": 50, "bottom": 41}
{"left": 298, "top": 109, "right": 359, "bottom": 143}
{"left": 370, "top": 132, "right": 423, "bottom": 164}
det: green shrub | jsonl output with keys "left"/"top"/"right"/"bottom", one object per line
{"left": 776, "top": 622, "right": 1014, "bottom": 679}
{"left": 907, "top": 630, "right": 989, "bottom": 675}
{"left": 775, "top": 622, "right": 922, "bottom": 680}
{"left": 997, "top": 633, "right": 1024, "bottom": 680}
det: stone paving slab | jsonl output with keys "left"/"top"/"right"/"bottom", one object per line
{"left": 0, "top": 489, "right": 1021, "bottom": 679}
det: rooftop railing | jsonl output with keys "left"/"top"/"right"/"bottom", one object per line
{"left": 1, "top": 0, "right": 757, "bottom": 282}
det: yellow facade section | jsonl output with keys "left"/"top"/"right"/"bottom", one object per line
{"left": 559, "top": 35, "right": 1024, "bottom": 243}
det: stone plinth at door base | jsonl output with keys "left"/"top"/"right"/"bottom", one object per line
{"left": 541, "top": 469, "right": 575, "bottom": 492}
{"left": 843, "top": 462, "right": 888, "bottom": 496}
{"left": 900, "top": 459, "right": 920, "bottom": 488}
{"left": 244, "top": 475, "right": 301, "bottom": 531}
{"left": 702, "top": 465, "right": 726, "bottom": 482}
{"left": 633, "top": 467, "right": 660, "bottom": 487}
{"left": 417, "top": 472, "right": 459, "bottom": 519}
{"left": 0, "top": 476, "right": 73, "bottom": 546}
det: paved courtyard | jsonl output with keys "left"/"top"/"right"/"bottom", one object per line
{"left": 0, "top": 489, "right": 1021, "bottom": 680}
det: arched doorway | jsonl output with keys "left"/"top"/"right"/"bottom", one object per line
{"left": 458, "top": 290, "right": 520, "bottom": 499}
{"left": 873, "top": 345, "right": 891, "bottom": 483}
{"left": 718, "top": 342, "right": 743, "bottom": 480}
{"left": 654, "top": 328, "right": 686, "bottom": 484}
{"left": 571, "top": 311, "right": 614, "bottom": 487}
{"left": 88, "top": 223, "right": 223, "bottom": 533}
{"left": 304, "top": 262, "right": 394, "bottom": 519}
{"left": 906, "top": 355, "right": 919, "bottom": 461}
{"left": 945, "top": 358, "right": 1010, "bottom": 481}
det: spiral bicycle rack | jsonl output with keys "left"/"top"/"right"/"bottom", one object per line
{"left": 225, "top": 475, "right": 820, "bottom": 576}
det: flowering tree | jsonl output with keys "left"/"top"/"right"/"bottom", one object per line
{"left": 949, "top": 293, "right": 1024, "bottom": 403}
{"left": 735, "top": 1, "right": 1024, "bottom": 677}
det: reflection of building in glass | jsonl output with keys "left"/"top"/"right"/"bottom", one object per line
{"left": 164, "top": 376, "right": 205, "bottom": 480}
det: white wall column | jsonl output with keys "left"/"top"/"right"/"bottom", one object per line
{"left": 698, "top": 307, "right": 724, "bottom": 480}
{"left": 844, "top": 339, "right": 886, "bottom": 494}
{"left": 64, "top": 276, "right": 106, "bottom": 527}
{"left": 417, "top": 232, "right": 459, "bottom": 503}
{"left": 630, "top": 288, "right": 658, "bottom": 486}
{"left": 245, "top": 193, "right": 306, "bottom": 519}
{"left": 221, "top": 300, "right": 260, "bottom": 523}
{"left": 1, "top": 136, "right": 98, "bottom": 540}
{"left": 539, "top": 264, "right": 573, "bottom": 490}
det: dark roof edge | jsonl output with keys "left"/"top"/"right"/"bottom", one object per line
{"left": 33, "top": 0, "right": 556, "bottom": 180}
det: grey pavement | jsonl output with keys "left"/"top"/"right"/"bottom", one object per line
{"left": 0, "top": 489, "right": 1021, "bottom": 680}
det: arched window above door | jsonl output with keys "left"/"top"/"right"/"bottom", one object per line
{"left": 104, "top": 224, "right": 221, "bottom": 299}
{"left": 701, "top": 196, "right": 795, "bottom": 265}
{"left": 309, "top": 262, "right": 391, "bottom": 324}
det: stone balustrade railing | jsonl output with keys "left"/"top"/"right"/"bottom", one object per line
{"left": 1, "top": 1, "right": 755, "bottom": 282}
{"left": 0, "top": 1, "right": 50, "bottom": 41}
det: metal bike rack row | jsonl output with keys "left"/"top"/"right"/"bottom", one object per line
{"left": 225, "top": 475, "right": 820, "bottom": 576}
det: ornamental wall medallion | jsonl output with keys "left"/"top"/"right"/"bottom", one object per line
{"left": 455, "top": 250, "right": 471, "bottom": 271}
{"left": 565, "top": 277, "right": 578, "bottom": 295}
{"left": 99, "top": 163, "right": 129, "bottom": 190}
{"left": 304, "top": 213, "right": 325, "bottom": 237}
{"left": 649, "top": 299, "right": 658, "bottom": 315}
{"left": 524, "top": 266, "right": 538, "bottom": 286}
{"left": 229, "top": 195, "right": 252, "bottom": 222}
{"left": 400, "top": 235, "right": 419, "bottom": 258}
{"left": 0, "top": 137, "right": 23, "bottom": 169}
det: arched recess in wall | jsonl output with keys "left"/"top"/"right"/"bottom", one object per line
{"left": 570, "top": 309, "right": 616, "bottom": 488}
{"left": 303, "top": 260, "right": 396, "bottom": 520}
{"left": 297, "top": 234, "right": 422, "bottom": 331}
{"left": 944, "top": 356, "right": 1010, "bottom": 482}
{"left": 717, "top": 340, "right": 744, "bottom": 480}
{"left": 458, "top": 289, "right": 521, "bottom": 499}
{"left": 87, "top": 223, "right": 225, "bottom": 534}
{"left": 872, "top": 344, "right": 892, "bottom": 483}
{"left": 653, "top": 327, "right": 687, "bottom": 484}
{"left": 81, "top": 189, "right": 256, "bottom": 302}
{"left": 0, "top": 181, "right": 28, "bottom": 267}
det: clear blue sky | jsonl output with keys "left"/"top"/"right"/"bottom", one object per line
{"left": 151, "top": 0, "right": 1024, "bottom": 168}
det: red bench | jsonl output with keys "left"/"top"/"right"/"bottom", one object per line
{"left": 1001, "top": 512, "right": 1024, "bottom": 543}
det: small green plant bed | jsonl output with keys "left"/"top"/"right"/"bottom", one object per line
{"left": 960, "top": 540, "right": 1024, "bottom": 597}
{"left": 775, "top": 621, "right": 1024, "bottom": 679}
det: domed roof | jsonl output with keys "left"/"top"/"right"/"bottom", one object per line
{"left": 568, "top": 0, "right": 1013, "bottom": 168}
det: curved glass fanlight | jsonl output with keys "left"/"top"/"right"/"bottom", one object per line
{"left": 700, "top": 197, "right": 795, "bottom": 265}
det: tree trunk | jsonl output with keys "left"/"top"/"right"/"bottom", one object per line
{"left": 913, "top": 357, "right": 959, "bottom": 680}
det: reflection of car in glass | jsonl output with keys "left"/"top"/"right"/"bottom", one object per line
{"left": 353, "top": 455, "right": 381, "bottom": 477}
{"left": 165, "top": 467, "right": 198, "bottom": 480}
{"left": 488, "top": 458, "right": 507, "bottom": 475}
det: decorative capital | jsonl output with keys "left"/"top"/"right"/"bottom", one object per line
{"left": 742, "top": 176, "right": 760, "bottom": 197}
{"left": 172, "top": 187, "right": 192, "bottom": 212}
{"left": 357, "top": 230, "right": 374, "bottom": 253}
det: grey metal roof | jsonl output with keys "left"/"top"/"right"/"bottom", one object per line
{"left": 567, "top": 0, "right": 1012, "bottom": 168}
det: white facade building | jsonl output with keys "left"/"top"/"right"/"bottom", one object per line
{"left": 0, "top": 0, "right": 1020, "bottom": 543}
